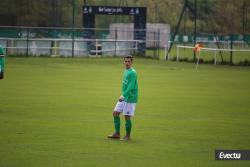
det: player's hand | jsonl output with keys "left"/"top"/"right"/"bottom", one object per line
{"left": 119, "top": 95, "right": 124, "bottom": 102}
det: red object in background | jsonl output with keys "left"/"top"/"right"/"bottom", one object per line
{"left": 193, "top": 43, "right": 204, "bottom": 52}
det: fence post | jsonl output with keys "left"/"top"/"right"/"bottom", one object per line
{"left": 26, "top": 27, "right": 30, "bottom": 56}
{"left": 51, "top": 40, "right": 58, "bottom": 57}
{"left": 95, "top": 39, "right": 98, "bottom": 56}
{"left": 114, "top": 28, "right": 117, "bottom": 57}
{"left": 157, "top": 29, "right": 160, "bottom": 59}
{"left": 72, "top": 28, "right": 75, "bottom": 58}
{"left": 135, "top": 40, "right": 138, "bottom": 55}
{"left": 214, "top": 50, "right": 217, "bottom": 65}
{"left": 164, "top": 45, "right": 168, "bottom": 60}
{"left": 153, "top": 31, "right": 156, "bottom": 58}
{"left": 71, "top": 0, "right": 75, "bottom": 58}
{"left": 177, "top": 46, "right": 179, "bottom": 62}
{"left": 230, "top": 34, "right": 233, "bottom": 64}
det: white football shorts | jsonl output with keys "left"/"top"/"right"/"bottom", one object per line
{"left": 114, "top": 101, "right": 136, "bottom": 116}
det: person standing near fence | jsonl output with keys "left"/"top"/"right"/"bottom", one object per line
{"left": 108, "top": 55, "right": 138, "bottom": 141}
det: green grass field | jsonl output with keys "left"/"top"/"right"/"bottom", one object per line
{"left": 0, "top": 57, "right": 250, "bottom": 167}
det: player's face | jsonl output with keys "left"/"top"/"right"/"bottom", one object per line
{"left": 124, "top": 58, "right": 132, "bottom": 69}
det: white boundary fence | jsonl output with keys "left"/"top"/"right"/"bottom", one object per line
{"left": 0, "top": 37, "right": 143, "bottom": 57}
{"left": 174, "top": 45, "right": 250, "bottom": 64}
{"left": 0, "top": 26, "right": 166, "bottom": 58}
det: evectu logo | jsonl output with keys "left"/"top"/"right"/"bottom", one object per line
{"left": 215, "top": 150, "right": 250, "bottom": 160}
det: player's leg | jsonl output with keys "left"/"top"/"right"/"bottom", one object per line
{"left": 123, "top": 115, "right": 132, "bottom": 140}
{"left": 113, "top": 111, "right": 121, "bottom": 135}
{"left": 108, "top": 111, "right": 121, "bottom": 139}
{"left": 121, "top": 102, "right": 136, "bottom": 141}
{"left": 108, "top": 101, "right": 124, "bottom": 139}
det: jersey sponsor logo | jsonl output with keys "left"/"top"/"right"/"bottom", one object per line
{"left": 123, "top": 79, "right": 128, "bottom": 85}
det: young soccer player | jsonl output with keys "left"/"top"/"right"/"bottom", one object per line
{"left": 108, "top": 55, "right": 138, "bottom": 141}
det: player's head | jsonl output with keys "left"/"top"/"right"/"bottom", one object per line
{"left": 124, "top": 55, "right": 133, "bottom": 69}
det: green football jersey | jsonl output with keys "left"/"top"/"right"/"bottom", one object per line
{"left": 122, "top": 67, "right": 138, "bottom": 103}
{"left": 0, "top": 46, "right": 4, "bottom": 73}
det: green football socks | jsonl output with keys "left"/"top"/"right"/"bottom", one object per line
{"left": 125, "top": 119, "right": 132, "bottom": 136}
{"left": 113, "top": 116, "right": 120, "bottom": 134}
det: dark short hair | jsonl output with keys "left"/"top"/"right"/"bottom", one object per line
{"left": 124, "top": 55, "right": 133, "bottom": 62}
